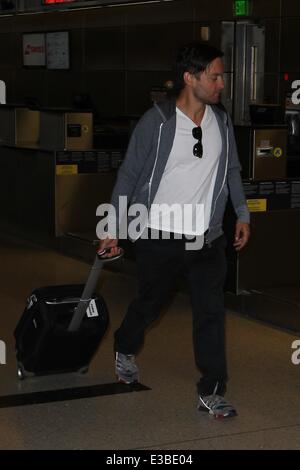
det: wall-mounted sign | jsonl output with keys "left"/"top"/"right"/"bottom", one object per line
{"left": 247, "top": 198, "right": 267, "bottom": 212}
{"left": 22, "top": 31, "right": 70, "bottom": 70}
{"left": 46, "top": 31, "right": 70, "bottom": 70}
{"left": 22, "top": 33, "right": 46, "bottom": 67}
{"left": 233, "top": 0, "right": 252, "bottom": 17}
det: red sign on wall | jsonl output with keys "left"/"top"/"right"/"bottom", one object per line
{"left": 43, "top": 1, "right": 75, "bottom": 4}
{"left": 23, "top": 34, "right": 46, "bottom": 67}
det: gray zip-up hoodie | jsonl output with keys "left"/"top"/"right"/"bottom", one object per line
{"left": 108, "top": 99, "right": 250, "bottom": 243}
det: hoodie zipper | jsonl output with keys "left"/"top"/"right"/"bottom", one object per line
{"left": 148, "top": 122, "right": 163, "bottom": 209}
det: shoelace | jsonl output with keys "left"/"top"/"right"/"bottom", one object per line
{"left": 199, "top": 382, "right": 235, "bottom": 417}
{"left": 200, "top": 394, "right": 231, "bottom": 412}
{"left": 116, "top": 354, "right": 136, "bottom": 371}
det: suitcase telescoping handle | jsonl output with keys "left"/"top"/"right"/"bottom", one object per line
{"left": 68, "top": 247, "right": 124, "bottom": 332}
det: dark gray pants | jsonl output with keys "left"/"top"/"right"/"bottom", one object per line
{"left": 114, "top": 233, "right": 228, "bottom": 396}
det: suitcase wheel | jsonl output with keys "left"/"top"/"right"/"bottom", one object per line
{"left": 78, "top": 366, "right": 89, "bottom": 375}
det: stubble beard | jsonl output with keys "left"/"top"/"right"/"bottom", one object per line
{"left": 193, "top": 89, "right": 221, "bottom": 106}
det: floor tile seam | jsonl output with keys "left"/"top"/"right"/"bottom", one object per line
{"left": 133, "top": 422, "right": 300, "bottom": 450}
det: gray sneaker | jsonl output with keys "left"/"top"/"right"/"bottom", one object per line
{"left": 115, "top": 352, "right": 139, "bottom": 384}
{"left": 198, "top": 383, "right": 237, "bottom": 419}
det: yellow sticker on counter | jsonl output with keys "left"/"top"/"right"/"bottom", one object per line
{"left": 247, "top": 199, "right": 267, "bottom": 212}
{"left": 273, "top": 147, "right": 283, "bottom": 158}
{"left": 56, "top": 165, "right": 78, "bottom": 175}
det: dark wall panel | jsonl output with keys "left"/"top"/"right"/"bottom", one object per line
{"left": 264, "top": 19, "right": 280, "bottom": 74}
{"left": 69, "top": 29, "right": 83, "bottom": 72}
{"left": 0, "top": 33, "right": 13, "bottom": 68}
{"left": 281, "top": 18, "right": 300, "bottom": 73}
{"left": 86, "top": 70, "right": 125, "bottom": 117}
{"left": 14, "top": 33, "right": 23, "bottom": 70}
{"left": 14, "top": 69, "right": 46, "bottom": 105}
{"left": 126, "top": 70, "right": 172, "bottom": 115}
{"left": 42, "top": 11, "right": 84, "bottom": 30}
{"left": 282, "top": 0, "right": 300, "bottom": 17}
{"left": 126, "top": 23, "right": 193, "bottom": 71}
{"left": 252, "top": 0, "right": 281, "bottom": 18}
{"left": 263, "top": 73, "right": 280, "bottom": 104}
{"left": 195, "top": 0, "right": 233, "bottom": 21}
{"left": 45, "top": 70, "right": 82, "bottom": 108}
{"left": 0, "top": 16, "right": 12, "bottom": 33}
{"left": 12, "top": 14, "right": 47, "bottom": 33}
{"left": 125, "top": 0, "right": 194, "bottom": 25}
{"left": 84, "top": 7, "right": 126, "bottom": 28}
{"left": 85, "top": 28, "right": 124, "bottom": 70}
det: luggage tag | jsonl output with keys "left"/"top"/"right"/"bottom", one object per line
{"left": 86, "top": 299, "right": 99, "bottom": 318}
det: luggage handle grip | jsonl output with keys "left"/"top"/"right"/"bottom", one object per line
{"left": 67, "top": 247, "right": 123, "bottom": 332}
{"left": 96, "top": 247, "right": 124, "bottom": 262}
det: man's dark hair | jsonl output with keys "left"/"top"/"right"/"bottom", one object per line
{"left": 174, "top": 42, "right": 224, "bottom": 93}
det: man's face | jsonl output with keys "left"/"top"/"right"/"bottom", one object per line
{"left": 190, "top": 57, "right": 225, "bottom": 104}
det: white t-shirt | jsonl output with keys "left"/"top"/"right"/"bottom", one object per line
{"left": 147, "top": 106, "right": 222, "bottom": 235}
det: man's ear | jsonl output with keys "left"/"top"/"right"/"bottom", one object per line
{"left": 183, "top": 71, "right": 194, "bottom": 87}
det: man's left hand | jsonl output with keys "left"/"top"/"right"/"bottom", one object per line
{"left": 233, "top": 222, "right": 250, "bottom": 251}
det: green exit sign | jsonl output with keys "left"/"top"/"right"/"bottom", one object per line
{"left": 234, "top": 0, "right": 250, "bottom": 16}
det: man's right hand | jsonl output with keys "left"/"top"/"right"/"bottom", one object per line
{"left": 97, "top": 237, "right": 120, "bottom": 259}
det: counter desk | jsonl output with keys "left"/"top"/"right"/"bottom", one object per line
{"left": 224, "top": 178, "right": 300, "bottom": 331}
{"left": 0, "top": 143, "right": 118, "bottom": 240}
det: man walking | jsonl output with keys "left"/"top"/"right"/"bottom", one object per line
{"left": 98, "top": 42, "right": 250, "bottom": 418}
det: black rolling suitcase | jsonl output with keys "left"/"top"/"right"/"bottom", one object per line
{"left": 14, "top": 250, "right": 120, "bottom": 379}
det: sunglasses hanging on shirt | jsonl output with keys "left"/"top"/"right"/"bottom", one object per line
{"left": 192, "top": 126, "right": 203, "bottom": 158}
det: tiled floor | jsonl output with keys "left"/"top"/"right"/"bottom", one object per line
{"left": 0, "top": 234, "right": 300, "bottom": 450}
